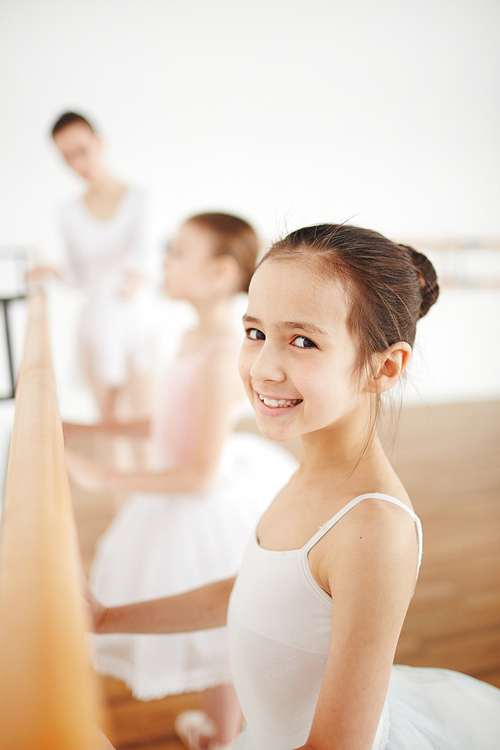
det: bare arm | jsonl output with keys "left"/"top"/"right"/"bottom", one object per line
{"left": 90, "top": 577, "right": 235, "bottom": 635}
{"left": 63, "top": 418, "right": 150, "bottom": 441}
{"left": 67, "top": 347, "right": 243, "bottom": 494}
{"left": 297, "top": 500, "right": 418, "bottom": 750}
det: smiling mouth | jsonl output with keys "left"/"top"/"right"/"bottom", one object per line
{"left": 258, "top": 394, "right": 302, "bottom": 408}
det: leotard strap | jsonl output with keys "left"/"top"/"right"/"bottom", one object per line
{"left": 304, "top": 492, "right": 423, "bottom": 575}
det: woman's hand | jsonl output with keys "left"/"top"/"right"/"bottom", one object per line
{"left": 27, "top": 265, "right": 60, "bottom": 283}
{"left": 117, "top": 269, "right": 144, "bottom": 299}
{"left": 65, "top": 449, "right": 110, "bottom": 493}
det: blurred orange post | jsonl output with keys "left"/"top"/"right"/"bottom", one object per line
{"left": 0, "top": 291, "right": 105, "bottom": 749}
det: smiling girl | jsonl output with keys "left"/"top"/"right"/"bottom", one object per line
{"left": 84, "top": 224, "right": 500, "bottom": 750}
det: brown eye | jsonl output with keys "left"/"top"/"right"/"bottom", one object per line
{"left": 246, "top": 328, "right": 265, "bottom": 340}
{"left": 294, "top": 336, "right": 317, "bottom": 348}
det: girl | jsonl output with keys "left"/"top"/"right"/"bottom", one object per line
{"left": 84, "top": 224, "right": 500, "bottom": 750}
{"left": 66, "top": 213, "right": 298, "bottom": 750}
{"left": 33, "top": 111, "right": 159, "bottom": 462}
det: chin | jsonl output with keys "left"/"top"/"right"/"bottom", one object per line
{"left": 255, "top": 419, "right": 297, "bottom": 444}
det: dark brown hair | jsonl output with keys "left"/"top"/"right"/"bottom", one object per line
{"left": 51, "top": 111, "right": 95, "bottom": 138}
{"left": 260, "top": 223, "right": 439, "bottom": 377}
{"left": 187, "top": 213, "right": 259, "bottom": 293}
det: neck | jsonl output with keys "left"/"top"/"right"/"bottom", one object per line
{"left": 298, "top": 398, "right": 382, "bottom": 480}
{"left": 86, "top": 171, "right": 123, "bottom": 195}
{"left": 191, "top": 295, "right": 236, "bottom": 338}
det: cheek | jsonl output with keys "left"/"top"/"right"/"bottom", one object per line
{"left": 70, "top": 160, "right": 88, "bottom": 177}
{"left": 238, "top": 347, "right": 253, "bottom": 384}
{"left": 294, "top": 362, "right": 326, "bottom": 395}
{"left": 163, "top": 264, "right": 186, "bottom": 295}
{"left": 89, "top": 143, "right": 101, "bottom": 164}
{"left": 301, "top": 365, "right": 348, "bottom": 409}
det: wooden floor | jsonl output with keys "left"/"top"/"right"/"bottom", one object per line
{"left": 72, "top": 400, "right": 500, "bottom": 749}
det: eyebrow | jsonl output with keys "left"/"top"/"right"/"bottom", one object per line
{"left": 242, "top": 315, "right": 328, "bottom": 337}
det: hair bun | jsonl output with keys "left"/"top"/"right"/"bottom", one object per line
{"left": 399, "top": 244, "right": 440, "bottom": 319}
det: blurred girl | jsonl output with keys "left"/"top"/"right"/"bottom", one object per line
{"left": 85, "top": 223, "right": 500, "bottom": 750}
{"left": 66, "top": 213, "right": 297, "bottom": 750}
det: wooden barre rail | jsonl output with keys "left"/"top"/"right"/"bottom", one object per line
{"left": 0, "top": 292, "right": 104, "bottom": 749}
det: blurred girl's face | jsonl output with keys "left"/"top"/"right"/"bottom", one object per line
{"left": 52, "top": 122, "right": 103, "bottom": 182}
{"left": 239, "top": 257, "right": 368, "bottom": 443}
{"left": 163, "top": 221, "right": 221, "bottom": 303}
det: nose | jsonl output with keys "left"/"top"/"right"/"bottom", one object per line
{"left": 249, "top": 341, "right": 286, "bottom": 385}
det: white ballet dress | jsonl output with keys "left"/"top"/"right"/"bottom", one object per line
{"left": 228, "top": 493, "right": 500, "bottom": 749}
{"left": 59, "top": 187, "right": 159, "bottom": 387}
{"left": 89, "top": 340, "right": 298, "bottom": 699}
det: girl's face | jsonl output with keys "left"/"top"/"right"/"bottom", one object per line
{"left": 53, "top": 122, "right": 103, "bottom": 182}
{"left": 239, "top": 257, "right": 369, "bottom": 443}
{"left": 163, "top": 221, "right": 220, "bottom": 302}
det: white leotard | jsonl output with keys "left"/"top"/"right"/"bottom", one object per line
{"left": 227, "top": 493, "right": 422, "bottom": 750}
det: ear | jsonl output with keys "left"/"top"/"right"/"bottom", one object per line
{"left": 212, "top": 254, "right": 241, "bottom": 292}
{"left": 94, "top": 133, "right": 104, "bottom": 152}
{"left": 366, "top": 342, "right": 412, "bottom": 394}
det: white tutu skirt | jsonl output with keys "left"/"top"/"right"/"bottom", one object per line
{"left": 89, "top": 432, "right": 297, "bottom": 699}
{"left": 232, "top": 665, "right": 500, "bottom": 750}
{"left": 384, "top": 665, "right": 500, "bottom": 749}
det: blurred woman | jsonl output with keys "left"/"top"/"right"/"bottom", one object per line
{"left": 34, "top": 111, "right": 159, "bottom": 465}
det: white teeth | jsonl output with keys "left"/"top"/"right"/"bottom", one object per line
{"left": 259, "top": 395, "right": 300, "bottom": 408}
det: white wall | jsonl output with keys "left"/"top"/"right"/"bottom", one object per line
{"left": 0, "top": 0, "right": 499, "bottom": 413}
{"left": 1, "top": 0, "right": 499, "bottom": 251}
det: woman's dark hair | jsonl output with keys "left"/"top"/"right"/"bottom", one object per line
{"left": 260, "top": 223, "right": 439, "bottom": 377}
{"left": 51, "top": 111, "right": 95, "bottom": 138}
{"left": 187, "top": 213, "right": 259, "bottom": 293}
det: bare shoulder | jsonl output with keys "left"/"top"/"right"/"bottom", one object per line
{"left": 178, "top": 328, "right": 200, "bottom": 356}
{"left": 338, "top": 497, "right": 418, "bottom": 565}
{"left": 314, "top": 497, "right": 419, "bottom": 597}
{"left": 198, "top": 341, "right": 243, "bottom": 401}
{"left": 347, "top": 496, "right": 416, "bottom": 539}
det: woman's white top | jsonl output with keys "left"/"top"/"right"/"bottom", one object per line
{"left": 228, "top": 493, "right": 422, "bottom": 750}
{"left": 59, "top": 188, "right": 159, "bottom": 385}
{"left": 60, "top": 187, "right": 157, "bottom": 288}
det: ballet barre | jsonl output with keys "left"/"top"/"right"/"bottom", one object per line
{"left": 0, "top": 290, "right": 105, "bottom": 749}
